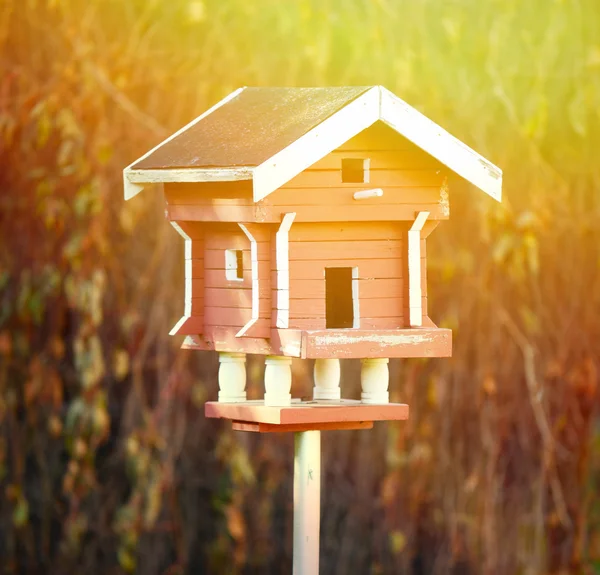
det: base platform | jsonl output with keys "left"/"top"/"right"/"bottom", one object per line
{"left": 205, "top": 399, "right": 409, "bottom": 433}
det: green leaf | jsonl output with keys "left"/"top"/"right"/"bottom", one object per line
{"left": 13, "top": 496, "right": 29, "bottom": 527}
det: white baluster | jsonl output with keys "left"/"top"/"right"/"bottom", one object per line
{"left": 218, "top": 353, "right": 247, "bottom": 403}
{"left": 360, "top": 358, "right": 389, "bottom": 404}
{"left": 313, "top": 358, "right": 341, "bottom": 400}
{"left": 264, "top": 356, "right": 292, "bottom": 406}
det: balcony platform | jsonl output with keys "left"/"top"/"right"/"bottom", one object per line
{"left": 183, "top": 326, "right": 451, "bottom": 359}
{"left": 205, "top": 399, "right": 409, "bottom": 433}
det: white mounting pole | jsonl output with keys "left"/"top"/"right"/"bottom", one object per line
{"left": 293, "top": 430, "right": 321, "bottom": 575}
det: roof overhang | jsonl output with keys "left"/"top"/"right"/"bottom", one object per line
{"left": 124, "top": 86, "right": 502, "bottom": 203}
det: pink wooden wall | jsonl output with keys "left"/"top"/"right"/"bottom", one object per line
{"left": 167, "top": 121, "right": 443, "bottom": 337}
{"left": 164, "top": 122, "right": 449, "bottom": 225}
{"left": 285, "top": 222, "right": 427, "bottom": 330}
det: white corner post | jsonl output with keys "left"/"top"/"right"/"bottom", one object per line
{"left": 293, "top": 430, "right": 321, "bottom": 575}
{"left": 218, "top": 353, "right": 247, "bottom": 402}
{"left": 313, "top": 359, "right": 341, "bottom": 400}
{"left": 236, "top": 223, "right": 259, "bottom": 337}
{"left": 264, "top": 356, "right": 292, "bottom": 406}
{"left": 360, "top": 358, "right": 389, "bottom": 404}
{"left": 408, "top": 211, "right": 430, "bottom": 327}
{"left": 275, "top": 213, "right": 296, "bottom": 329}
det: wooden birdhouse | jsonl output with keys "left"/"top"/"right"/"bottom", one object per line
{"left": 123, "top": 86, "right": 502, "bottom": 414}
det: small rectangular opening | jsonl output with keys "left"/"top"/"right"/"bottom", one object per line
{"left": 325, "top": 267, "right": 358, "bottom": 329}
{"left": 225, "top": 249, "right": 244, "bottom": 281}
{"left": 341, "top": 158, "right": 370, "bottom": 183}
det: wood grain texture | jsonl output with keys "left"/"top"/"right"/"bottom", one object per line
{"left": 301, "top": 328, "right": 452, "bottom": 359}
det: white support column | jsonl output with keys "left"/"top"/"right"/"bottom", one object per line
{"left": 264, "top": 355, "right": 292, "bottom": 406}
{"left": 275, "top": 213, "right": 296, "bottom": 329}
{"left": 169, "top": 222, "right": 193, "bottom": 335}
{"left": 293, "top": 430, "right": 321, "bottom": 575}
{"left": 408, "top": 211, "right": 430, "bottom": 327}
{"left": 236, "top": 223, "right": 259, "bottom": 337}
{"left": 360, "top": 358, "right": 389, "bottom": 404}
{"left": 218, "top": 353, "right": 247, "bottom": 402}
{"left": 313, "top": 358, "right": 341, "bottom": 400}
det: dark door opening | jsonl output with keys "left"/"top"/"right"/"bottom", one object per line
{"left": 325, "top": 267, "right": 355, "bottom": 329}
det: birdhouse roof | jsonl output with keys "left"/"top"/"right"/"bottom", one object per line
{"left": 124, "top": 86, "right": 502, "bottom": 202}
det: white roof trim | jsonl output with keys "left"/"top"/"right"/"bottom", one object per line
{"left": 378, "top": 87, "right": 502, "bottom": 201}
{"left": 123, "top": 86, "right": 247, "bottom": 200}
{"left": 123, "top": 85, "right": 502, "bottom": 202}
{"left": 253, "top": 87, "right": 380, "bottom": 201}
{"left": 127, "top": 167, "right": 254, "bottom": 185}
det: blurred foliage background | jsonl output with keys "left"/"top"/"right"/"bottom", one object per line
{"left": 1, "top": 0, "right": 600, "bottom": 573}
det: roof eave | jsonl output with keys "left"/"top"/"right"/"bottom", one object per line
{"left": 123, "top": 86, "right": 248, "bottom": 200}
{"left": 378, "top": 86, "right": 502, "bottom": 202}
{"left": 123, "top": 166, "right": 255, "bottom": 200}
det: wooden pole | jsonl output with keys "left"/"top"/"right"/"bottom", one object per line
{"left": 293, "top": 430, "right": 321, "bottom": 575}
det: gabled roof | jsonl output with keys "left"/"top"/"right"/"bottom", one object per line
{"left": 124, "top": 86, "right": 502, "bottom": 202}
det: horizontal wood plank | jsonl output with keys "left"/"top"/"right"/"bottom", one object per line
{"left": 289, "top": 297, "right": 402, "bottom": 319}
{"left": 181, "top": 329, "right": 273, "bottom": 354}
{"left": 191, "top": 297, "right": 204, "bottom": 316}
{"left": 204, "top": 306, "right": 270, "bottom": 328}
{"left": 308, "top": 149, "right": 442, "bottom": 171}
{"left": 336, "top": 122, "right": 415, "bottom": 151}
{"left": 281, "top": 170, "right": 444, "bottom": 189}
{"left": 167, "top": 203, "right": 448, "bottom": 223}
{"left": 278, "top": 277, "right": 404, "bottom": 299}
{"left": 205, "top": 248, "right": 269, "bottom": 270}
{"left": 270, "top": 186, "right": 442, "bottom": 206}
{"left": 170, "top": 315, "right": 204, "bottom": 336}
{"left": 289, "top": 240, "right": 403, "bottom": 261}
{"left": 204, "top": 262, "right": 270, "bottom": 288}
{"left": 205, "top": 286, "right": 271, "bottom": 305}
{"left": 205, "top": 399, "right": 409, "bottom": 425}
{"left": 302, "top": 328, "right": 452, "bottom": 359}
{"left": 191, "top": 260, "right": 204, "bottom": 279}
{"left": 269, "top": 328, "right": 303, "bottom": 357}
{"left": 232, "top": 420, "right": 374, "bottom": 433}
{"left": 289, "top": 259, "right": 404, "bottom": 280}
{"left": 289, "top": 222, "right": 404, "bottom": 242}
{"left": 173, "top": 221, "right": 205, "bottom": 240}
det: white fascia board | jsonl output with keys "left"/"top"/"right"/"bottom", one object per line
{"left": 252, "top": 87, "right": 380, "bottom": 202}
{"left": 123, "top": 86, "right": 247, "bottom": 200}
{"left": 378, "top": 86, "right": 502, "bottom": 202}
{"left": 126, "top": 166, "right": 254, "bottom": 185}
